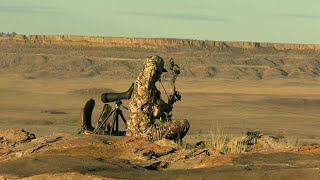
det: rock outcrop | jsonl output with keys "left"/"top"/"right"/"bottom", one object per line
{"left": 0, "top": 129, "right": 319, "bottom": 179}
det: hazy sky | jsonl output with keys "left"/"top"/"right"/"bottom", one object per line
{"left": 1, "top": 0, "right": 320, "bottom": 43}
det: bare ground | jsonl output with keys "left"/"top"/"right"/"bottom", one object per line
{"left": 1, "top": 75, "right": 319, "bottom": 141}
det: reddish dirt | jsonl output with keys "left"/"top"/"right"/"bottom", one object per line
{"left": 0, "top": 129, "right": 319, "bottom": 179}
{"left": 293, "top": 145, "right": 320, "bottom": 155}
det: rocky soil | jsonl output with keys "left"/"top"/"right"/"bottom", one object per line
{"left": 0, "top": 129, "right": 319, "bottom": 179}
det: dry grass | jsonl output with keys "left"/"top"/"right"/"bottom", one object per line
{"left": 207, "top": 123, "right": 248, "bottom": 154}
{"left": 286, "top": 136, "right": 299, "bottom": 146}
{"left": 224, "top": 135, "right": 248, "bottom": 153}
{"left": 207, "top": 127, "right": 227, "bottom": 152}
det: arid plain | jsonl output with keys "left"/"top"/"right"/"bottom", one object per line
{"left": 0, "top": 36, "right": 319, "bottom": 179}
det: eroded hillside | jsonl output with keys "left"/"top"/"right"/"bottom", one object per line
{"left": 0, "top": 35, "right": 320, "bottom": 80}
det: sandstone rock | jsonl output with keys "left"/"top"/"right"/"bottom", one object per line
{"left": 154, "top": 139, "right": 181, "bottom": 149}
{"left": 0, "top": 128, "right": 35, "bottom": 143}
{"left": 245, "top": 135, "right": 290, "bottom": 152}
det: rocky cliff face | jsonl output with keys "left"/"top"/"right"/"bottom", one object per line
{"left": 2, "top": 34, "right": 320, "bottom": 51}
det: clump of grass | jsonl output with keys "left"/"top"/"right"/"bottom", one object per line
{"left": 224, "top": 136, "right": 248, "bottom": 153}
{"left": 207, "top": 126, "right": 227, "bottom": 152}
{"left": 286, "top": 136, "right": 299, "bottom": 146}
{"left": 206, "top": 123, "right": 248, "bottom": 154}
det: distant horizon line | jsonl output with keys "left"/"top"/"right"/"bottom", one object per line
{"left": 2, "top": 32, "right": 320, "bottom": 45}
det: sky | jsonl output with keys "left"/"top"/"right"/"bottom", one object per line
{"left": 1, "top": 0, "right": 320, "bottom": 44}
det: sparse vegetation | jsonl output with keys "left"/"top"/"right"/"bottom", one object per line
{"left": 206, "top": 123, "right": 248, "bottom": 154}
{"left": 207, "top": 125, "right": 227, "bottom": 152}
{"left": 0, "top": 32, "right": 17, "bottom": 37}
{"left": 224, "top": 135, "right": 248, "bottom": 153}
{"left": 285, "top": 136, "right": 299, "bottom": 146}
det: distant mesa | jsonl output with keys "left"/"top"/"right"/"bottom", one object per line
{"left": 0, "top": 34, "right": 319, "bottom": 51}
